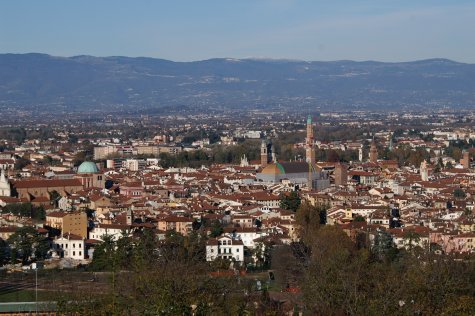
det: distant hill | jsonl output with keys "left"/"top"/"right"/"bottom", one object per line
{"left": 1, "top": 53, "right": 474, "bottom": 112}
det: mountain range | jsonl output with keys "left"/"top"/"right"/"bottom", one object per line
{"left": 1, "top": 53, "right": 475, "bottom": 112}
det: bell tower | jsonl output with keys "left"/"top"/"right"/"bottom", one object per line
{"left": 306, "top": 115, "right": 316, "bottom": 165}
{"left": 369, "top": 138, "right": 378, "bottom": 163}
{"left": 461, "top": 151, "right": 470, "bottom": 169}
{"left": 261, "top": 140, "right": 268, "bottom": 168}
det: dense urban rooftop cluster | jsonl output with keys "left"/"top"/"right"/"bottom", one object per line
{"left": 1, "top": 110, "right": 475, "bottom": 312}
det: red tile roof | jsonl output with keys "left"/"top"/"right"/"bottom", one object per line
{"left": 14, "top": 179, "right": 82, "bottom": 189}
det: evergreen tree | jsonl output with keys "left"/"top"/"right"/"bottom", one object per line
{"left": 90, "top": 235, "right": 116, "bottom": 271}
{"left": 209, "top": 220, "right": 224, "bottom": 237}
{"left": 280, "top": 191, "right": 301, "bottom": 212}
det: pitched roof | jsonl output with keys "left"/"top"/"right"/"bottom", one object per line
{"left": 14, "top": 179, "right": 82, "bottom": 189}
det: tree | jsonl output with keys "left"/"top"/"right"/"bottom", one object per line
{"left": 7, "top": 226, "right": 48, "bottom": 265}
{"left": 34, "top": 234, "right": 50, "bottom": 260}
{"left": 42, "top": 155, "right": 53, "bottom": 165}
{"left": 0, "top": 238, "right": 10, "bottom": 266}
{"left": 295, "top": 202, "right": 324, "bottom": 245}
{"left": 271, "top": 244, "right": 305, "bottom": 290}
{"left": 90, "top": 235, "right": 116, "bottom": 271}
{"left": 372, "top": 229, "right": 397, "bottom": 262}
{"left": 280, "top": 191, "right": 301, "bottom": 212}
{"left": 252, "top": 240, "right": 274, "bottom": 270}
{"left": 115, "top": 233, "right": 134, "bottom": 269}
{"left": 31, "top": 205, "right": 46, "bottom": 220}
{"left": 72, "top": 151, "right": 87, "bottom": 167}
{"left": 159, "top": 231, "right": 187, "bottom": 263}
{"left": 183, "top": 231, "right": 207, "bottom": 263}
{"left": 209, "top": 220, "right": 224, "bottom": 238}
{"left": 301, "top": 226, "right": 366, "bottom": 315}
{"left": 132, "top": 228, "right": 158, "bottom": 267}
{"left": 403, "top": 231, "right": 422, "bottom": 253}
{"left": 454, "top": 188, "right": 467, "bottom": 199}
{"left": 2, "top": 202, "right": 33, "bottom": 217}
{"left": 49, "top": 190, "right": 61, "bottom": 204}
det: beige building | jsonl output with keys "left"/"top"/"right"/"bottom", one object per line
{"left": 89, "top": 195, "right": 113, "bottom": 215}
{"left": 157, "top": 216, "right": 193, "bottom": 236}
{"left": 93, "top": 146, "right": 117, "bottom": 160}
{"left": 46, "top": 211, "right": 88, "bottom": 238}
{"left": 334, "top": 163, "right": 348, "bottom": 186}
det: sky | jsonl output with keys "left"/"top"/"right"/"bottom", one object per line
{"left": 1, "top": 0, "right": 475, "bottom": 62}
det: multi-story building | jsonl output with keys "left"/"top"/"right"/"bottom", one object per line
{"left": 157, "top": 216, "right": 193, "bottom": 236}
{"left": 94, "top": 145, "right": 117, "bottom": 160}
{"left": 89, "top": 223, "right": 132, "bottom": 241}
{"left": 46, "top": 211, "right": 88, "bottom": 238}
{"left": 52, "top": 233, "right": 85, "bottom": 260}
{"left": 206, "top": 236, "right": 244, "bottom": 263}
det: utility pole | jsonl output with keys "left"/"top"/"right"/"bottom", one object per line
{"left": 34, "top": 262, "right": 38, "bottom": 315}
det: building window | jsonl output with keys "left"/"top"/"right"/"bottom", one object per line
{"left": 79, "top": 251, "right": 82, "bottom": 256}
{"left": 73, "top": 251, "right": 75, "bottom": 256}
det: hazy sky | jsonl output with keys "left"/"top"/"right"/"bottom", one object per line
{"left": 1, "top": 0, "right": 475, "bottom": 62}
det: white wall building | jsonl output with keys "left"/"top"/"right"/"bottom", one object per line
{"left": 89, "top": 224, "right": 131, "bottom": 241}
{"left": 206, "top": 236, "right": 244, "bottom": 263}
{"left": 52, "top": 233, "right": 85, "bottom": 260}
{"left": 225, "top": 230, "right": 268, "bottom": 249}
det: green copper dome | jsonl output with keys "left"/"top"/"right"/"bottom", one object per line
{"left": 77, "top": 161, "right": 99, "bottom": 174}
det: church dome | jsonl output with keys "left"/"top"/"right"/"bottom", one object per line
{"left": 261, "top": 163, "right": 285, "bottom": 175}
{"left": 77, "top": 161, "right": 99, "bottom": 174}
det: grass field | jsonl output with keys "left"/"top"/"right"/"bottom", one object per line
{"left": 0, "top": 290, "right": 53, "bottom": 303}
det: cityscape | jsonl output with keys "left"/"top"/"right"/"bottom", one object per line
{"left": 1, "top": 108, "right": 475, "bottom": 314}
{"left": 1, "top": 1, "right": 475, "bottom": 315}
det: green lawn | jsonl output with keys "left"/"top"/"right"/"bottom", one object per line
{"left": 0, "top": 290, "right": 53, "bottom": 303}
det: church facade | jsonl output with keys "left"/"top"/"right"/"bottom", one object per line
{"left": 256, "top": 115, "right": 330, "bottom": 191}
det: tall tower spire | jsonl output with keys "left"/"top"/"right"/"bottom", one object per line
{"left": 420, "top": 160, "right": 429, "bottom": 181}
{"left": 369, "top": 137, "right": 378, "bottom": 163}
{"left": 306, "top": 115, "right": 316, "bottom": 190}
{"left": 461, "top": 150, "right": 470, "bottom": 169}
{"left": 306, "top": 115, "right": 315, "bottom": 165}
{"left": 388, "top": 132, "right": 393, "bottom": 151}
{"left": 261, "top": 140, "right": 268, "bottom": 168}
